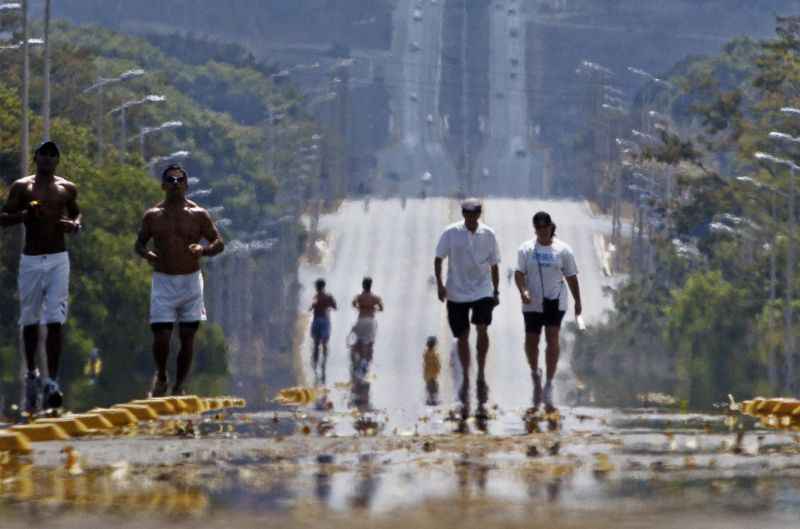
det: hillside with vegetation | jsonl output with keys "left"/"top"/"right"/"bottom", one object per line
{"left": 0, "top": 17, "right": 324, "bottom": 413}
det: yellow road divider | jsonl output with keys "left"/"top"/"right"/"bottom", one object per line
{"left": 204, "top": 398, "right": 221, "bottom": 411}
{"left": 274, "top": 386, "right": 318, "bottom": 406}
{"left": 10, "top": 423, "right": 70, "bottom": 442}
{"left": 175, "top": 395, "right": 205, "bottom": 413}
{"left": 153, "top": 397, "right": 189, "bottom": 413}
{"left": 89, "top": 408, "right": 138, "bottom": 427}
{"left": 131, "top": 399, "right": 176, "bottom": 416}
{"left": 68, "top": 413, "right": 114, "bottom": 430}
{"left": 34, "top": 418, "right": 92, "bottom": 437}
{"left": 113, "top": 404, "right": 159, "bottom": 421}
{"left": 232, "top": 398, "right": 246, "bottom": 408}
{"left": 0, "top": 431, "right": 32, "bottom": 454}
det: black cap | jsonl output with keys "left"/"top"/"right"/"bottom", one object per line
{"left": 532, "top": 211, "right": 552, "bottom": 227}
{"left": 35, "top": 141, "right": 60, "bottom": 157}
{"left": 461, "top": 197, "right": 482, "bottom": 213}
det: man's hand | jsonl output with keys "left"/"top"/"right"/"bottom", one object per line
{"left": 437, "top": 283, "right": 447, "bottom": 303}
{"left": 144, "top": 251, "right": 159, "bottom": 266}
{"left": 59, "top": 218, "right": 81, "bottom": 233}
{"left": 574, "top": 299, "right": 583, "bottom": 317}
{"left": 188, "top": 243, "right": 204, "bottom": 257}
{"left": 520, "top": 289, "right": 532, "bottom": 305}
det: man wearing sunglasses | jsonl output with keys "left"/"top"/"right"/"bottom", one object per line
{"left": 0, "top": 141, "right": 81, "bottom": 413}
{"left": 135, "top": 164, "right": 225, "bottom": 397}
{"left": 514, "top": 211, "right": 582, "bottom": 414}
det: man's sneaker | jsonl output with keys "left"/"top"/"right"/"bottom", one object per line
{"left": 532, "top": 369, "right": 543, "bottom": 409}
{"left": 24, "top": 371, "right": 41, "bottom": 414}
{"left": 543, "top": 381, "right": 555, "bottom": 413}
{"left": 171, "top": 385, "right": 186, "bottom": 396}
{"left": 149, "top": 374, "right": 169, "bottom": 398}
{"left": 42, "top": 379, "right": 63, "bottom": 409}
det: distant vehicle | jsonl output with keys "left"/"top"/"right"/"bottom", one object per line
{"left": 510, "top": 57, "right": 519, "bottom": 66}
{"left": 509, "top": 71, "right": 518, "bottom": 80}
{"left": 421, "top": 171, "right": 433, "bottom": 183}
{"left": 508, "top": 7, "right": 516, "bottom": 15}
{"left": 509, "top": 26, "right": 519, "bottom": 38}
{"left": 515, "top": 148, "right": 527, "bottom": 157}
{"left": 426, "top": 113, "right": 434, "bottom": 124}
{"left": 413, "top": 9, "right": 423, "bottom": 21}
{"left": 482, "top": 167, "right": 490, "bottom": 177}
{"left": 409, "top": 41, "right": 421, "bottom": 52}
{"left": 409, "top": 92, "right": 419, "bottom": 102}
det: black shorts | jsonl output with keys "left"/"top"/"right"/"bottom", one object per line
{"left": 523, "top": 308, "right": 566, "bottom": 334}
{"left": 447, "top": 297, "right": 495, "bottom": 337}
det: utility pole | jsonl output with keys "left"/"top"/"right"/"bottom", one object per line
{"left": 42, "top": 0, "right": 51, "bottom": 140}
{"left": 786, "top": 165, "right": 796, "bottom": 394}
{"left": 20, "top": 0, "right": 29, "bottom": 178}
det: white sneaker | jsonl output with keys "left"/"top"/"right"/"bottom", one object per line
{"left": 543, "top": 381, "right": 555, "bottom": 412}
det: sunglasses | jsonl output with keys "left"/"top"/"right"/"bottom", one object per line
{"left": 163, "top": 175, "right": 187, "bottom": 185}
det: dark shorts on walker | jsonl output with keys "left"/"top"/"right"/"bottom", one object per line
{"left": 523, "top": 305, "right": 566, "bottom": 334}
{"left": 447, "top": 297, "right": 495, "bottom": 337}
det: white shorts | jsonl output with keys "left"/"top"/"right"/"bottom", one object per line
{"left": 18, "top": 252, "right": 70, "bottom": 326}
{"left": 352, "top": 317, "right": 377, "bottom": 344}
{"left": 149, "top": 271, "right": 207, "bottom": 324}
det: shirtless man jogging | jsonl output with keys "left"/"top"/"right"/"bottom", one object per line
{"left": 310, "top": 278, "right": 337, "bottom": 378}
{"left": 135, "top": 164, "right": 224, "bottom": 397}
{"left": 350, "top": 277, "right": 384, "bottom": 361}
{"left": 0, "top": 141, "right": 81, "bottom": 412}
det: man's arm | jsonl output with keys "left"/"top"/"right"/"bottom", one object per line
{"left": 352, "top": 296, "right": 359, "bottom": 309}
{"left": 60, "top": 182, "right": 82, "bottom": 233}
{"left": 195, "top": 210, "right": 225, "bottom": 257}
{"left": 135, "top": 212, "right": 158, "bottom": 264}
{"left": 434, "top": 257, "right": 446, "bottom": 302}
{"left": 330, "top": 296, "right": 338, "bottom": 310}
{"left": 491, "top": 264, "right": 499, "bottom": 296}
{"left": 565, "top": 275, "right": 582, "bottom": 316}
{"left": 0, "top": 181, "right": 29, "bottom": 227}
{"left": 515, "top": 271, "right": 532, "bottom": 304}
{"left": 377, "top": 296, "right": 384, "bottom": 311}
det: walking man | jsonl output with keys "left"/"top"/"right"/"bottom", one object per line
{"left": 310, "top": 278, "right": 337, "bottom": 379}
{"left": 0, "top": 141, "right": 81, "bottom": 412}
{"left": 135, "top": 164, "right": 224, "bottom": 397}
{"left": 514, "top": 211, "right": 582, "bottom": 413}
{"left": 434, "top": 198, "right": 500, "bottom": 408}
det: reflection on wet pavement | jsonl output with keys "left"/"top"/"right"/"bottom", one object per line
{"left": 4, "top": 403, "right": 800, "bottom": 527}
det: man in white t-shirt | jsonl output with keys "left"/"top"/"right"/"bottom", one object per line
{"left": 434, "top": 198, "right": 500, "bottom": 408}
{"left": 514, "top": 211, "right": 582, "bottom": 413}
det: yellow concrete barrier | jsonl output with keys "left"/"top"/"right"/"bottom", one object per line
{"left": 232, "top": 398, "right": 246, "bottom": 408}
{"left": 155, "top": 397, "right": 189, "bottom": 414}
{"left": 174, "top": 395, "right": 205, "bottom": 413}
{"left": 0, "top": 431, "right": 33, "bottom": 454}
{"left": 131, "top": 399, "right": 176, "bottom": 415}
{"left": 89, "top": 408, "right": 139, "bottom": 427}
{"left": 113, "top": 404, "right": 159, "bottom": 421}
{"left": 204, "top": 398, "right": 221, "bottom": 411}
{"left": 10, "top": 423, "right": 70, "bottom": 441}
{"left": 69, "top": 413, "right": 114, "bottom": 430}
{"left": 221, "top": 398, "right": 234, "bottom": 409}
{"left": 35, "top": 418, "right": 92, "bottom": 437}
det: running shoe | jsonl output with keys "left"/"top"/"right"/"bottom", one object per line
{"left": 24, "top": 370, "right": 41, "bottom": 414}
{"left": 149, "top": 374, "right": 169, "bottom": 398}
{"left": 42, "top": 379, "right": 63, "bottom": 409}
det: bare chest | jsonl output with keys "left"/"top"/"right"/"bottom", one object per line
{"left": 151, "top": 210, "right": 204, "bottom": 242}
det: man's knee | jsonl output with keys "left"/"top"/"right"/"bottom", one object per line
{"left": 545, "top": 328, "right": 560, "bottom": 345}
{"left": 475, "top": 324, "right": 488, "bottom": 337}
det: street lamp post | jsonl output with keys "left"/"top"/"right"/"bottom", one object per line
{"left": 132, "top": 120, "right": 183, "bottom": 159}
{"left": 42, "top": 0, "right": 51, "bottom": 140}
{"left": 755, "top": 151, "right": 799, "bottom": 394}
{"left": 83, "top": 68, "right": 146, "bottom": 161}
{"left": 107, "top": 94, "right": 166, "bottom": 157}
{"left": 20, "top": 0, "right": 28, "bottom": 179}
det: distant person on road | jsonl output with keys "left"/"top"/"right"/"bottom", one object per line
{"left": 434, "top": 198, "right": 500, "bottom": 410}
{"left": 514, "top": 211, "right": 582, "bottom": 414}
{"left": 135, "top": 164, "right": 225, "bottom": 397}
{"left": 350, "top": 277, "right": 383, "bottom": 362}
{"left": 423, "top": 336, "right": 441, "bottom": 406}
{"left": 0, "top": 141, "right": 81, "bottom": 412}
{"left": 310, "top": 278, "right": 337, "bottom": 378}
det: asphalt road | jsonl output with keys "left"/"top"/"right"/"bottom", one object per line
{"left": 298, "top": 197, "right": 614, "bottom": 433}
